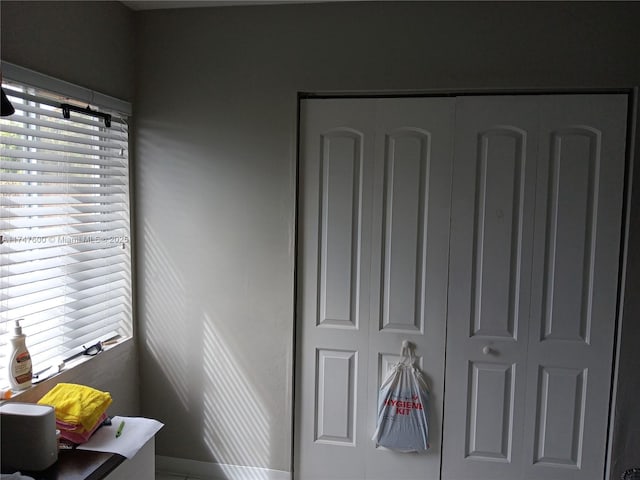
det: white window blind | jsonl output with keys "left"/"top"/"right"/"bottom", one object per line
{"left": 0, "top": 75, "right": 132, "bottom": 375}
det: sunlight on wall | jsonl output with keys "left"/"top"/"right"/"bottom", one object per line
{"left": 201, "top": 312, "right": 272, "bottom": 478}
{"left": 142, "top": 220, "right": 190, "bottom": 408}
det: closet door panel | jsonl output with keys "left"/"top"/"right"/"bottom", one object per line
{"left": 296, "top": 97, "right": 455, "bottom": 480}
{"left": 366, "top": 97, "right": 455, "bottom": 480}
{"left": 296, "top": 99, "right": 375, "bottom": 480}
{"left": 443, "top": 94, "right": 627, "bottom": 480}
{"left": 522, "top": 94, "right": 627, "bottom": 480}
{"left": 442, "top": 96, "right": 539, "bottom": 480}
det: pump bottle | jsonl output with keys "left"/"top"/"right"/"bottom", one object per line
{"left": 7, "top": 319, "right": 32, "bottom": 390}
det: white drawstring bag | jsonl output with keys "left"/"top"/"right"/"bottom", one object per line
{"left": 372, "top": 343, "right": 430, "bottom": 452}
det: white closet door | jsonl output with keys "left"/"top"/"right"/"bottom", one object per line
{"left": 521, "top": 95, "right": 627, "bottom": 480}
{"left": 442, "top": 94, "right": 627, "bottom": 480}
{"left": 296, "top": 98, "right": 375, "bottom": 480}
{"left": 442, "top": 96, "right": 541, "bottom": 480}
{"left": 295, "top": 97, "right": 455, "bottom": 480}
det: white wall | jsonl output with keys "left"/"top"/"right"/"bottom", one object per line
{"left": 2, "top": 1, "right": 639, "bottom": 478}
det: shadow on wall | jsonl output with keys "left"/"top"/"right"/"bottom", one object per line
{"left": 137, "top": 124, "right": 277, "bottom": 474}
{"left": 141, "top": 221, "right": 274, "bottom": 474}
{"left": 136, "top": 123, "right": 206, "bottom": 459}
{"left": 201, "top": 312, "right": 272, "bottom": 475}
{"left": 142, "top": 219, "right": 190, "bottom": 410}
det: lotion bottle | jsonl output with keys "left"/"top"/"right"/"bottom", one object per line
{"left": 8, "top": 319, "right": 32, "bottom": 390}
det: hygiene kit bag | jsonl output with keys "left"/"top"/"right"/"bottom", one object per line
{"left": 372, "top": 341, "right": 430, "bottom": 452}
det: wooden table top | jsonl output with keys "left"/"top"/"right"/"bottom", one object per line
{"left": 1, "top": 449, "right": 125, "bottom": 480}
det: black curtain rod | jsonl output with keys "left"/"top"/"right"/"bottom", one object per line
{"left": 61, "top": 103, "right": 111, "bottom": 127}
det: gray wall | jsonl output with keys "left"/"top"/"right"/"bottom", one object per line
{"left": 1, "top": 1, "right": 135, "bottom": 102}
{"left": 2, "top": 1, "right": 639, "bottom": 478}
{"left": 0, "top": 1, "right": 139, "bottom": 415}
{"left": 133, "top": 2, "right": 640, "bottom": 475}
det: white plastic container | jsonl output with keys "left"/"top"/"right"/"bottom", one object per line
{"left": 7, "top": 319, "right": 32, "bottom": 390}
{"left": 0, "top": 402, "right": 58, "bottom": 471}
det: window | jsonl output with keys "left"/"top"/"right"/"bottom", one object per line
{"left": 0, "top": 67, "right": 132, "bottom": 376}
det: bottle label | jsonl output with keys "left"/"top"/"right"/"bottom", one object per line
{"left": 13, "top": 351, "right": 32, "bottom": 383}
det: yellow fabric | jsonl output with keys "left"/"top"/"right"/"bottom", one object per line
{"left": 38, "top": 383, "right": 112, "bottom": 431}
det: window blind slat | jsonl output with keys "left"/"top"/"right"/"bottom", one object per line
{"left": 1, "top": 194, "right": 126, "bottom": 207}
{"left": 47, "top": 310, "right": 127, "bottom": 337}
{"left": 1, "top": 124, "right": 127, "bottom": 151}
{"left": 29, "top": 330, "right": 121, "bottom": 370}
{"left": 1, "top": 172, "right": 126, "bottom": 187}
{"left": 2, "top": 147, "right": 127, "bottom": 168}
{"left": 2, "top": 212, "right": 127, "bottom": 230}
{"left": 3, "top": 111, "right": 128, "bottom": 141}
{"left": 3, "top": 266, "right": 128, "bottom": 297}
{"left": 2, "top": 249, "right": 127, "bottom": 278}
{"left": 4, "top": 203, "right": 124, "bottom": 219}
{"left": 2, "top": 275, "right": 128, "bottom": 311}
{"left": 2, "top": 219, "right": 129, "bottom": 233}
{"left": 2, "top": 255, "right": 128, "bottom": 284}
{"left": 1, "top": 282, "right": 128, "bottom": 320}
{"left": 0, "top": 160, "right": 126, "bottom": 177}
{"left": 0, "top": 243, "right": 129, "bottom": 266}
{"left": 29, "top": 319, "right": 122, "bottom": 351}
{"left": 2, "top": 204, "right": 126, "bottom": 220}
{"left": 4, "top": 291, "right": 129, "bottom": 330}
{"left": 1, "top": 184, "right": 126, "bottom": 195}
{"left": 1, "top": 137, "right": 126, "bottom": 159}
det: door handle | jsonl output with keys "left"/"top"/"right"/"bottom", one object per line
{"left": 482, "top": 345, "right": 493, "bottom": 355}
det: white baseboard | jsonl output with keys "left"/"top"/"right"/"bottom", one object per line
{"left": 156, "top": 455, "right": 291, "bottom": 480}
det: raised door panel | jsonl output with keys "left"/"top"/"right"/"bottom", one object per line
{"left": 532, "top": 366, "right": 587, "bottom": 467}
{"left": 471, "top": 129, "right": 527, "bottom": 340}
{"left": 541, "top": 129, "right": 600, "bottom": 343}
{"left": 378, "top": 352, "right": 424, "bottom": 383}
{"left": 381, "top": 129, "right": 431, "bottom": 333}
{"left": 318, "top": 131, "right": 363, "bottom": 329}
{"left": 466, "top": 362, "right": 516, "bottom": 462}
{"left": 315, "top": 349, "right": 357, "bottom": 445}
